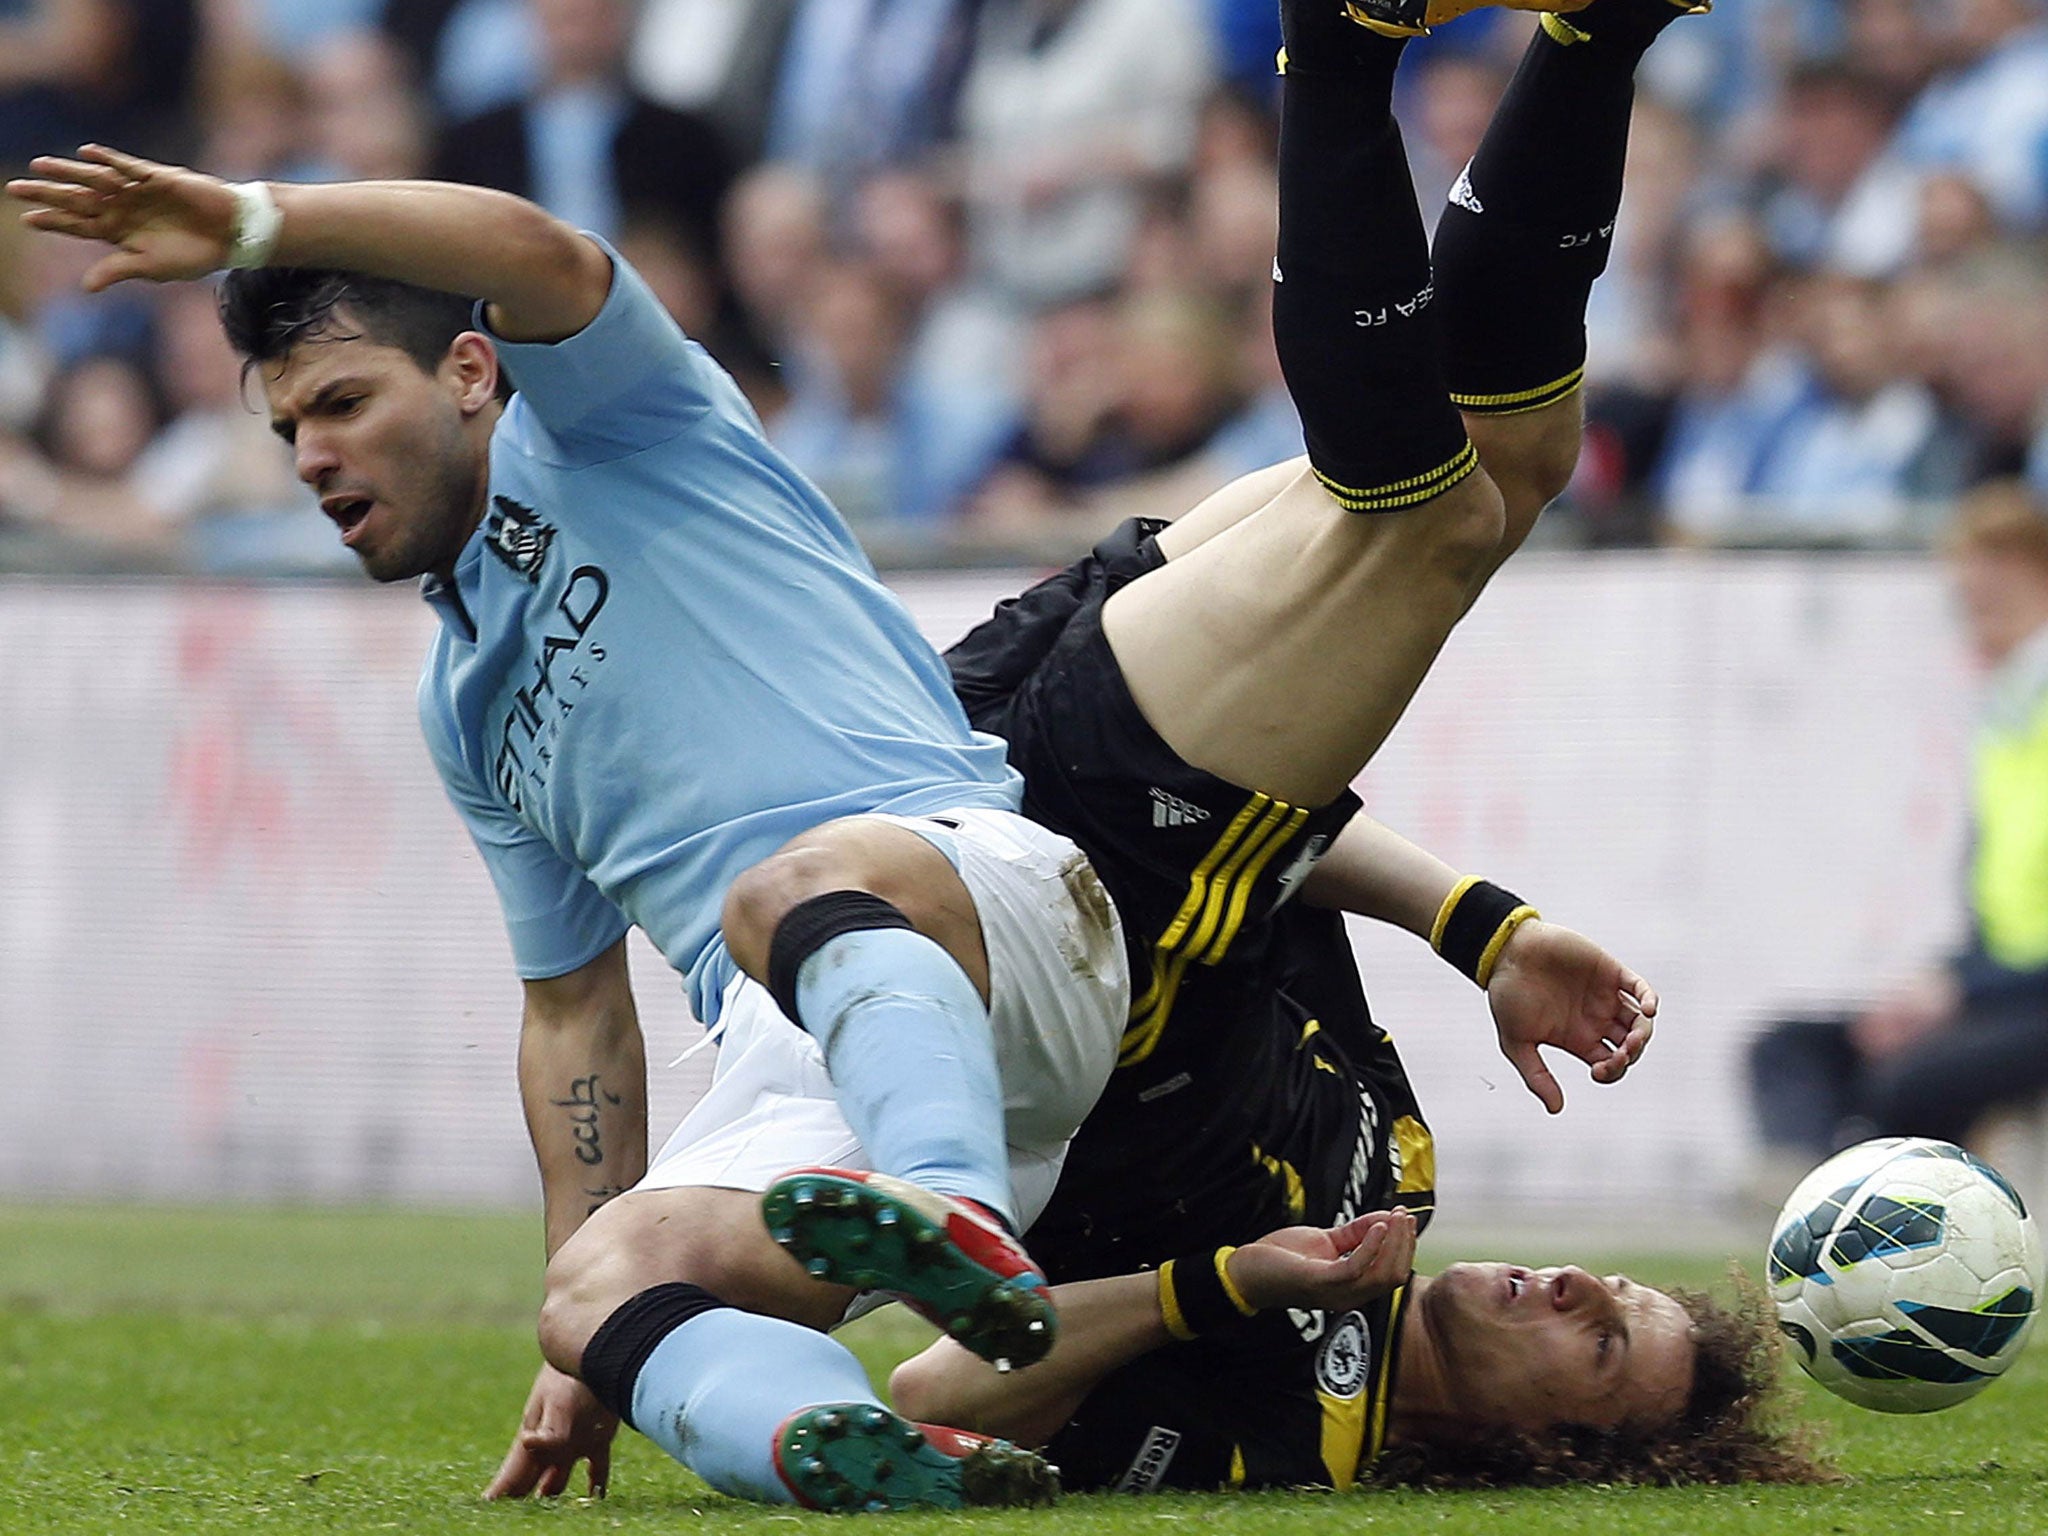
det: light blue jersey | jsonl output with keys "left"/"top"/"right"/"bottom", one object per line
{"left": 416, "top": 246, "right": 1022, "bottom": 1020}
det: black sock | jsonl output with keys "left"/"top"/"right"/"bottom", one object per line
{"left": 1280, "top": 0, "right": 1410, "bottom": 70}
{"left": 1432, "top": 3, "right": 1689, "bottom": 415}
{"left": 1273, "top": 27, "right": 1474, "bottom": 511}
{"left": 578, "top": 1282, "right": 728, "bottom": 1428}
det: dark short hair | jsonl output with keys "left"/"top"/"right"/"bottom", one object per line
{"left": 1371, "top": 1271, "right": 1835, "bottom": 1489}
{"left": 218, "top": 267, "right": 489, "bottom": 384}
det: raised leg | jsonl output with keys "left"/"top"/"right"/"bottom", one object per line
{"left": 1103, "top": 5, "right": 1503, "bottom": 808}
{"left": 1438, "top": 0, "right": 1711, "bottom": 561}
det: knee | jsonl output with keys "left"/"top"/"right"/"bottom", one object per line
{"left": 1495, "top": 449, "right": 1577, "bottom": 560}
{"left": 722, "top": 824, "right": 977, "bottom": 994}
{"left": 536, "top": 1207, "right": 764, "bottom": 1375}
{"left": 1418, "top": 471, "right": 1508, "bottom": 588}
{"left": 721, "top": 844, "right": 856, "bottom": 977}
{"left": 538, "top": 1238, "right": 615, "bottom": 1374}
{"left": 1501, "top": 428, "right": 1581, "bottom": 518}
{"left": 1467, "top": 405, "right": 1583, "bottom": 556}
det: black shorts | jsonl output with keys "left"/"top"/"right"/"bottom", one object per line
{"left": 1043, "top": 1281, "right": 1415, "bottom": 1492}
{"left": 947, "top": 519, "right": 1364, "bottom": 1071}
{"left": 1029, "top": 907, "right": 1438, "bottom": 1280}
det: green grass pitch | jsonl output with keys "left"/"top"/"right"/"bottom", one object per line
{"left": 2, "top": 1205, "right": 2045, "bottom": 1535}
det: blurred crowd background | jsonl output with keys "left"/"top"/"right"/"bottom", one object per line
{"left": 1, "top": 0, "right": 2046, "bottom": 573}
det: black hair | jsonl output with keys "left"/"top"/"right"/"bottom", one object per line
{"left": 217, "top": 267, "right": 499, "bottom": 390}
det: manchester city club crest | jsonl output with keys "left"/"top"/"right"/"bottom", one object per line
{"left": 485, "top": 495, "right": 556, "bottom": 582}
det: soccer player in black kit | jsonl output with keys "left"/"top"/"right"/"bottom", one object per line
{"left": 888, "top": 0, "right": 1760, "bottom": 1494}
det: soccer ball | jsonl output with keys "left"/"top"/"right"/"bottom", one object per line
{"left": 1768, "top": 1137, "right": 2043, "bottom": 1413}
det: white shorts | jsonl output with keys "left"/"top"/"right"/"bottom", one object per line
{"left": 636, "top": 807, "right": 1129, "bottom": 1229}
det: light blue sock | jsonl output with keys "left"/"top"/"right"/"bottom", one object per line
{"left": 628, "top": 1308, "right": 883, "bottom": 1503}
{"left": 795, "top": 925, "right": 1014, "bottom": 1222}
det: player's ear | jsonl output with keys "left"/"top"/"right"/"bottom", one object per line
{"left": 443, "top": 331, "right": 501, "bottom": 415}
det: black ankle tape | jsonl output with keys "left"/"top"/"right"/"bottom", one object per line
{"left": 766, "top": 891, "right": 915, "bottom": 1029}
{"left": 580, "top": 1282, "right": 728, "bottom": 1428}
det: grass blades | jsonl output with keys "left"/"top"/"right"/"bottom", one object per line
{"left": 2, "top": 1205, "right": 2045, "bottom": 1534}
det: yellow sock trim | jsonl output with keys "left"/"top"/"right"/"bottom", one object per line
{"left": 1450, "top": 367, "right": 1587, "bottom": 417}
{"left": 1313, "top": 440, "right": 1480, "bottom": 512}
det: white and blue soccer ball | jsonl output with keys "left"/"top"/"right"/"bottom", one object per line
{"left": 1769, "top": 1137, "right": 2044, "bottom": 1413}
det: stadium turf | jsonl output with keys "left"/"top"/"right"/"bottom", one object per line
{"left": 2, "top": 1205, "right": 2044, "bottom": 1535}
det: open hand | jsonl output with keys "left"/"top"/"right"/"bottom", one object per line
{"left": 1485, "top": 919, "right": 1657, "bottom": 1114}
{"left": 8, "top": 145, "right": 240, "bottom": 291}
{"left": 1224, "top": 1210, "right": 1418, "bottom": 1314}
{"left": 483, "top": 1363, "right": 619, "bottom": 1501}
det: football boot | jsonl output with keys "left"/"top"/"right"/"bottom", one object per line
{"left": 1322, "top": 0, "right": 1593, "bottom": 41}
{"left": 762, "top": 1167, "right": 1057, "bottom": 1369}
{"left": 1539, "top": 0, "right": 1712, "bottom": 47}
{"left": 773, "top": 1403, "right": 1059, "bottom": 1512}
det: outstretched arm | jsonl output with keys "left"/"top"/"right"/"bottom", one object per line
{"left": 1300, "top": 815, "right": 1656, "bottom": 1112}
{"left": 485, "top": 938, "right": 647, "bottom": 1502}
{"left": 8, "top": 145, "right": 613, "bottom": 341}
{"left": 890, "top": 1211, "right": 1418, "bottom": 1448}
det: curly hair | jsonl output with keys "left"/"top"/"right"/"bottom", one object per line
{"left": 1371, "top": 1272, "right": 1835, "bottom": 1489}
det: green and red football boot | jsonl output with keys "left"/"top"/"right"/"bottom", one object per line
{"left": 761, "top": 1167, "right": 1057, "bottom": 1369}
{"left": 772, "top": 1403, "right": 1058, "bottom": 1512}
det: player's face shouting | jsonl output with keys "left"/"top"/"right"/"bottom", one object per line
{"left": 262, "top": 323, "right": 491, "bottom": 583}
{"left": 1420, "top": 1262, "right": 1696, "bottom": 1432}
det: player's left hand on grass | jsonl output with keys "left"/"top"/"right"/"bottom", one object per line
{"left": 1225, "top": 1209, "right": 1417, "bottom": 1313}
{"left": 483, "top": 1362, "right": 619, "bottom": 1501}
{"left": 1484, "top": 919, "right": 1657, "bottom": 1115}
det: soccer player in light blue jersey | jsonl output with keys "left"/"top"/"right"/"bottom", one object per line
{"left": 9, "top": 143, "right": 1128, "bottom": 1508}
{"left": 10, "top": 0, "right": 1702, "bottom": 1508}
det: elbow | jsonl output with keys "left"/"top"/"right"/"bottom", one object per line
{"left": 886, "top": 1354, "right": 950, "bottom": 1426}
{"left": 888, "top": 1351, "right": 1068, "bottom": 1448}
{"left": 530, "top": 216, "right": 615, "bottom": 312}
{"left": 888, "top": 1351, "right": 1005, "bottom": 1437}
{"left": 482, "top": 197, "right": 616, "bottom": 342}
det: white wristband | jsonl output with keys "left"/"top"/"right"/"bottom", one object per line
{"left": 225, "top": 181, "right": 283, "bottom": 270}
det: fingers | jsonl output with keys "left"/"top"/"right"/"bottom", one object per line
{"left": 17, "top": 206, "right": 101, "bottom": 239}
{"left": 483, "top": 1445, "right": 542, "bottom": 1501}
{"left": 1328, "top": 1211, "right": 1394, "bottom": 1256}
{"left": 1510, "top": 1043, "right": 1566, "bottom": 1115}
{"left": 77, "top": 143, "right": 160, "bottom": 180}
{"left": 1337, "top": 1208, "right": 1417, "bottom": 1297}
{"left": 23, "top": 155, "right": 134, "bottom": 193}
{"left": 589, "top": 1444, "right": 611, "bottom": 1499}
{"left": 1382, "top": 1209, "right": 1417, "bottom": 1280}
{"left": 7, "top": 179, "right": 109, "bottom": 216}
{"left": 83, "top": 251, "right": 153, "bottom": 293}
{"left": 1603, "top": 986, "right": 1656, "bottom": 1073}
{"left": 1620, "top": 968, "right": 1659, "bottom": 1019}
{"left": 1582, "top": 975, "right": 1656, "bottom": 1089}
{"left": 1344, "top": 1219, "right": 1392, "bottom": 1271}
